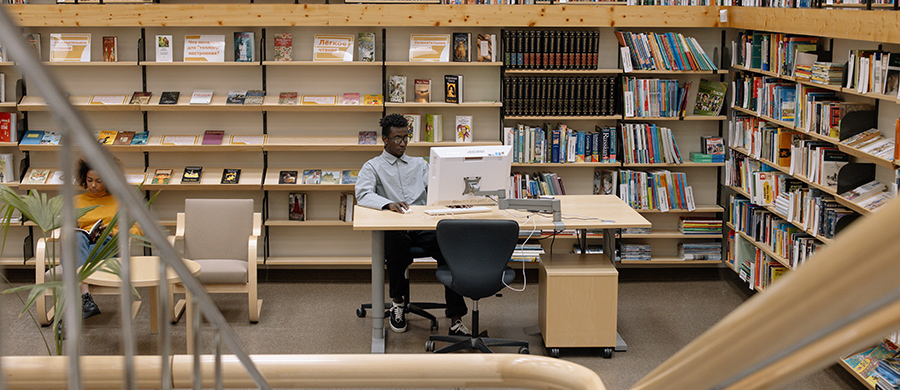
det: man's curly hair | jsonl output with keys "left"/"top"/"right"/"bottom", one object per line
{"left": 380, "top": 113, "right": 408, "bottom": 138}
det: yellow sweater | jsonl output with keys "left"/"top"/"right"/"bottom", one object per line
{"left": 74, "top": 191, "right": 143, "bottom": 236}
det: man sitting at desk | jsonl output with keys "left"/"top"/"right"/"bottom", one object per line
{"left": 355, "top": 113, "right": 469, "bottom": 336}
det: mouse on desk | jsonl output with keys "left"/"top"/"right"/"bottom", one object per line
{"left": 401, "top": 207, "right": 412, "bottom": 214}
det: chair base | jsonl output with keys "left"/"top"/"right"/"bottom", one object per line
{"left": 358, "top": 301, "right": 445, "bottom": 330}
{"left": 427, "top": 334, "right": 529, "bottom": 354}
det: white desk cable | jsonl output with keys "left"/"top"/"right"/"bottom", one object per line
{"left": 503, "top": 213, "right": 536, "bottom": 293}
{"left": 560, "top": 213, "right": 616, "bottom": 223}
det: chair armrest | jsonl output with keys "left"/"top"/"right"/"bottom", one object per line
{"left": 174, "top": 212, "right": 185, "bottom": 238}
{"left": 252, "top": 212, "right": 262, "bottom": 237}
{"left": 248, "top": 234, "right": 258, "bottom": 274}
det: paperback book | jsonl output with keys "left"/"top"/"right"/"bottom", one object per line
{"left": 320, "top": 170, "right": 341, "bottom": 185}
{"left": 181, "top": 166, "right": 203, "bottom": 183}
{"left": 303, "top": 169, "right": 321, "bottom": 184}
{"left": 279, "top": 170, "right": 298, "bottom": 184}
{"left": 20, "top": 130, "right": 44, "bottom": 145}
{"left": 389, "top": 75, "right": 407, "bottom": 103}
{"left": 226, "top": 90, "right": 246, "bottom": 105}
{"left": 423, "top": 114, "right": 442, "bottom": 143}
{"left": 403, "top": 114, "right": 421, "bottom": 142}
{"left": 131, "top": 131, "right": 149, "bottom": 145}
{"left": 50, "top": 33, "right": 90, "bottom": 62}
{"left": 25, "top": 169, "right": 50, "bottom": 184}
{"left": 358, "top": 32, "right": 375, "bottom": 62}
{"left": 89, "top": 95, "right": 128, "bottom": 105}
{"left": 159, "top": 91, "right": 180, "bottom": 104}
{"left": 201, "top": 130, "right": 225, "bottom": 145}
{"left": 452, "top": 32, "right": 470, "bottom": 62}
{"left": 129, "top": 92, "right": 152, "bottom": 105}
{"left": 342, "top": 93, "right": 360, "bottom": 105}
{"left": 455, "top": 115, "right": 472, "bottom": 143}
{"left": 409, "top": 34, "right": 450, "bottom": 62}
{"left": 364, "top": 94, "right": 383, "bottom": 105}
{"left": 40, "top": 132, "right": 61, "bottom": 145}
{"left": 0, "top": 154, "right": 13, "bottom": 183}
{"left": 444, "top": 75, "right": 462, "bottom": 103}
{"left": 102, "top": 36, "right": 117, "bottom": 62}
{"left": 476, "top": 33, "right": 495, "bottom": 62}
{"left": 358, "top": 131, "right": 377, "bottom": 145}
{"left": 341, "top": 169, "right": 359, "bottom": 185}
{"left": 313, "top": 34, "right": 354, "bottom": 62}
{"left": 190, "top": 89, "right": 214, "bottom": 105}
{"left": 274, "top": 33, "right": 292, "bottom": 62}
{"left": 151, "top": 168, "right": 173, "bottom": 185}
{"left": 156, "top": 35, "right": 172, "bottom": 62}
{"left": 693, "top": 79, "right": 727, "bottom": 116}
{"left": 414, "top": 79, "right": 431, "bottom": 103}
{"left": 279, "top": 92, "right": 298, "bottom": 105}
{"left": 288, "top": 193, "right": 306, "bottom": 221}
{"left": 339, "top": 192, "right": 354, "bottom": 222}
{"left": 301, "top": 95, "right": 338, "bottom": 105}
{"left": 0, "top": 113, "right": 16, "bottom": 143}
{"left": 244, "top": 90, "right": 265, "bottom": 105}
{"left": 97, "top": 130, "right": 117, "bottom": 145}
{"left": 234, "top": 32, "right": 254, "bottom": 62}
{"left": 113, "top": 131, "right": 135, "bottom": 145}
{"left": 184, "top": 35, "right": 225, "bottom": 62}
{"left": 221, "top": 168, "right": 241, "bottom": 184}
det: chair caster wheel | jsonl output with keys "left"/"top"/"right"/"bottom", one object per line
{"left": 356, "top": 308, "right": 366, "bottom": 318}
{"left": 602, "top": 347, "right": 613, "bottom": 359}
{"left": 549, "top": 348, "right": 560, "bottom": 358}
{"left": 430, "top": 321, "right": 439, "bottom": 331}
{"left": 518, "top": 347, "right": 530, "bottom": 354}
{"left": 425, "top": 340, "right": 435, "bottom": 352}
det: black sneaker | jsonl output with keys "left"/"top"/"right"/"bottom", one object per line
{"left": 82, "top": 292, "right": 101, "bottom": 319}
{"left": 56, "top": 321, "right": 65, "bottom": 340}
{"left": 389, "top": 303, "right": 407, "bottom": 333}
{"left": 449, "top": 320, "right": 472, "bottom": 337}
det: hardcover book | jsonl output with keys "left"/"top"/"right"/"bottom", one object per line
{"left": 25, "top": 169, "right": 51, "bottom": 184}
{"left": 184, "top": 35, "right": 225, "bottom": 62}
{"left": 20, "top": 130, "right": 44, "bottom": 145}
{"left": 409, "top": 34, "right": 450, "bottom": 62}
{"left": 221, "top": 168, "right": 241, "bottom": 184}
{"left": 312, "top": 34, "right": 354, "bottom": 62}
{"left": 131, "top": 131, "right": 149, "bottom": 145}
{"left": 364, "top": 94, "right": 383, "bottom": 105}
{"left": 129, "top": 91, "right": 152, "bottom": 105}
{"left": 302, "top": 169, "right": 321, "bottom": 184}
{"left": 50, "top": 33, "right": 90, "bottom": 62}
{"left": 102, "top": 36, "right": 117, "bottom": 62}
{"left": 40, "top": 132, "right": 61, "bottom": 145}
{"left": 274, "top": 33, "right": 292, "bottom": 62}
{"left": 444, "top": 75, "right": 462, "bottom": 104}
{"left": 423, "top": 114, "right": 442, "bottom": 143}
{"left": 288, "top": 192, "right": 306, "bottom": 221}
{"left": 181, "top": 166, "right": 203, "bottom": 183}
{"left": 151, "top": 168, "right": 173, "bottom": 185}
{"left": 278, "top": 92, "right": 298, "bottom": 105}
{"left": 389, "top": 75, "right": 407, "bottom": 103}
{"left": 155, "top": 35, "right": 172, "bottom": 62}
{"left": 476, "top": 34, "right": 495, "bottom": 62}
{"left": 452, "top": 32, "right": 470, "bottom": 62}
{"left": 226, "top": 90, "right": 246, "bottom": 105}
{"left": 0, "top": 154, "right": 13, "bottom": 183}
{"left": 693, "top": 79, "right": 727, "bottom": 116}
{"left": 279, "top": 170, "right": 298, "bottom": 184}
{"left": 414, "top": 79, "right": 431, "bottom": 103}
{"left": 320, "top": 170, "right": 341, "bottom": 185}
{"left": 455, "top": 115, "right": 472, "bottom": 143}
{"left": 358, "top": 131, "right": 376, "bottom": 145}
{"left": 341, "top": 169, "right": 359, "bottom": 185}
{"left": 403, "top": 114, "right": 421, "bottom": 143}
{"left": 159, "top": 91, "right": 180, "bottom": 104}
{"left": 358, "top": 32, "right": 375, "bottom": 62}
{"left": 89, "top": 95, "right": 128, "bottom": 105}
{"left": 234, "top": 32, "right": 254, "bottom": 62}
{"left": 342, "top": 93, "right": 360, "bottom": 105}
{"left": 201, "top": 130, "right": 225, "bottom": 145}
{"left": 190, "top": 89, "right": 214, "bottom": 105}
{"left": 0, "top": 113, "right": 15, "bottom": 143}
{"left": 113, "top": 131, "right": 135, "bottom": 145}
{"left": 300, "top": 95, "right": 338, "bottom": 105}
{"left": 701, "top": 136, "right": 725, "bottom": 155}
{"left": 96, "top": 131, "right": 117, "bottom": 145}
{"left": 244, "top": 90, "right": 265, "bottom": 105}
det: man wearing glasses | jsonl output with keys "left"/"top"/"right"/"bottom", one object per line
{"left": 356, "top": 113, "right": 469, "bottom": 337}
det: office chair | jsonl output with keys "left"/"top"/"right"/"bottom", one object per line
{"left": 356, "top": 245, "right": 447, "bottom": 330}
{"left": 425, "top": 219, "right": 529, "bottom": 354}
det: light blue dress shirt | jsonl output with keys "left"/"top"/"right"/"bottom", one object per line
{"left": 355, "top": 150, "right": 428, "bottom": 210}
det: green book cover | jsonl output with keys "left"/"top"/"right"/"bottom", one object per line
{"left": 693, "top": 79, "right": 726, "bottom": 116}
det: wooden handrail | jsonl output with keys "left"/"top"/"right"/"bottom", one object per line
{"left": 1, "top": 354, "right": 605, "bottom": 390}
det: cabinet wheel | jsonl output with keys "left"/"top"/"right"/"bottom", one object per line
{"left": 425, "top": 340, "right": 435, "bottom": 352}
{"left": 356, "top": 308, "right": 366, "bottom": 318}
{"left": 430, "top": 321, "right": 439, "bottom": 331}
{"left": 602, "top": 347, "right": 613, "bottom": 359}
{"left": 518, "top": 347, "right": 530, "bottom": 354}
{"left": 549, "top": 348, "right": 560, "bottom": 358}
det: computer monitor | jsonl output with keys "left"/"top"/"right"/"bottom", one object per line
{"left": 427, "top": 145, "right": 513, "bottom": 206}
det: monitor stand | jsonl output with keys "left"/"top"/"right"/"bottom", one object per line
{"left": 475, "top": 190, "right": 563, "bottom": 226}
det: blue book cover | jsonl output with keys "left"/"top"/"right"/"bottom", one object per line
{"left": 609, "top": 127, "right": 617, "bottom": 162}
{"left": 601, "top": 128, "right": 610, "bottom": 163}
{"left": 592, "top": 132, "right": 600, "bottom": 163}
{"left": 131, "top": 131, "right": 149, "bottom": 145}
{"left": 650, "top": 125, "right": 660, "bottom": 163}
{"left": 584, "top": 130, "right": 593, "bottom": 163}
{"left": 234, "top": 32, "right": 254, "bottom": 62}
{"left": 19, "top": 130, "right": 44, "bottom": 145}
{"left": 550, "top": 130, "right": 560, "bottom": 164}
{"left": 576, "top": 131, "right": 585, "bottom": 162}
{"left": 666, "top": 33, "right": 685, "bottom": 71}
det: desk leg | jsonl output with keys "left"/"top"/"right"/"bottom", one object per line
{"left": 604, "top": 227, "right": 628, "bottom": 353}
{"left": 371, "top": 230, "right": 385, "bottom": 354}
{"left": 148, "top": 286, "right": 158, "bottom": 334}
{"left": 186, "top": 289, "right": 194, "bottom": 354}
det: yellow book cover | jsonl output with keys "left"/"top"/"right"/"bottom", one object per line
{"left": 230, "top": 135, "right": 267, "bottom": 145}
{"left": 50, "top": 33, "right": 91, "bottom": 62}
{"left": 409, "top": 34, "right": 450, "bottom": 62}
{"left": 312, "top": 34, "right": 354, "bottom": 62}
{"left": 364, "top": 94, "right": 383, "bottom": 105}
{"left": 89, "top": 95, "right": 128, "bottom": 105}
{"left": 97, "top": 130, "right": 118, "bottom": 145}
{"left": 300, "top": 95, "right": 339, "bottom": 105}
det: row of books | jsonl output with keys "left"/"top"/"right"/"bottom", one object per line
{"left": 620, "top": 244, "right": 651, "bottom": 261}
{"left": 730, "top": 194, "right": 826, "bottom": 268}
{"left": 502, "top": 30, "right": 600, "bottom": 70}
{"left": 278, "top": 169, "right": 359, "bottom": 185}
{"left": 503, "top": 124, "right": 618, "bottom": 164}
{"left": 389, "top": 75, "right": 465, "bottom": 104}
{"left": 729, "top": 113, "right": 796, "bottom": 166}
{"left": 733, "top": 32, "right": 818, "bottom": 77}
{"left": 617, "top": 169, "right": 696, "bottom": 211}
{"left": 91, "top": 91, "right": 384, "bottom": 106}
{"left": 845, "top": 49, "right": 900, "bottom": 98}
{"left": 732, "top": 73, "right": 797, "bottom": 122}
{"left": 678, "top": 217, "right": 723, "bottom": 234}
{"left": 509, "top": 171, "right": 566, "bottom": 199}
{"left": 678, "top": 242, "right": 722, "bottom": 260}
{"left": 623, "top": 77, "right": 726, "bottom": 118}
{"left": 615, "top": 31, "right": 718, "bottom": 72}
{"left": 734, "top": 240, "right": 787, "bottom": 291}
{"left": 503, "top": 76, "right": 617, "bottom": 117}
{"left": 620, "top": 123, "right": 683, "bottom": 164}
{"left": 844, "top": 339, "right": 900, "bottom": 389}
{"left": 287, "top": 192, "right": 357, "bottom": 222}
{"left": 840, "top": 180, "right": 893, "bottom": 211}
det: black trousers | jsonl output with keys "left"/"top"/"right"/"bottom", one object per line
{"left": 384, "top": 230, "right": 467, "bottom": 319}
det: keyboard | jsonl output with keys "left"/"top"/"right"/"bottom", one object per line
{"left": 423, "top": 206, "right": 493, "bottom": 216}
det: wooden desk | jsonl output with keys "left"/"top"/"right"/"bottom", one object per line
{"left": 82, "top": 256, "right": 201, "bottom": 335}
{"left": 353, "top": 195, "right": 650, "bottom": 354}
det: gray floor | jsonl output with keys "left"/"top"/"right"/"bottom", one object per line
{"left": 0, "top": 268, "right": 863, "bottom": 390}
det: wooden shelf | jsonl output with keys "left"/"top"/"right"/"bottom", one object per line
{"left": 141, "top": 135, "right": 263, "bottom": 152}
{"left": 727, "top": 185, "right": 834, "bottom": 245}
{"left": 265, "top": 220, "right": 352, "bottom": 227}
{"left": 141, "top": 167, "right": 263, "bottom": 191}
{"left": 45, "top": 61, "right": 139, "bottom": 67}
{"left": 143, "top": 95, "right": 265, "bottom": 112}
{"left": 0, "top": 257, "right": 34, "bottom": 269}
{"left": 263, "top": 136, "right": 382, "bottom": 152}
{"left": 263, "top": 61, "right": 381, "bottom": 66}
{"left": 18, "top": 96, "right": 141, "bottom": 112}
{"left": 0, "top": 62, "right": 14, "bottom": 66}
{"left": 728, "top": 221, "right": 792, "bottom": 269}
{"left": 264, "top": 183, "right": 355, "bottom": 192}
{"left": 141, "top": 61, "right": 260, "bottom": 67}
{"left": 626, "top": 69, "right": 728, "bottom": 75}
{"left": 635, "top": 205, "right": 724, "bottom": 213}
{"left": 261, "top": 256, "right": 372, "bottom": 268}
{"left": 19, "top": 144, "right": 141, "bottom": 152}
{"left": 504, "top": 68, "right": 623, "bottom": 74}
{"left": 504, "top": 115, "right": 621, "bottom": 120}
{"left": 619, "top": 258, "right": 722, "bottom": 266}
{"left": 385, "top": 61, "right": 502, "bottom": 67}
{"left": 622, "top": 115, "right": 726, "bottom": 121}
{"left": 838, "top": 359, "right": 876, "bottom": 390}
{"left": 0, "top": 102, "right": 16, "bottom": 111}
{"left": 623, "top": 162, "right": 725, "bottom": 168}
{"left": 512, "top": 162, "right": 620, "bottom": 167}
{"left": 621, "top": 231, "right": 722, "bottom": 239}
{"left": 837, "top": 143, "right": 897, "bottom": 169}
{"left": 385, "top": 102, "right": 502, "bottom": 108}
{"left": 261, "top": 96, "right": 383, "bottom": 111}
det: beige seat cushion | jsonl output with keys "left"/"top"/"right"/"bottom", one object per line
{"left": 193, "top": 259, "right": 248, "bottom": 284}
{"left": 44, "top": 265, "right": 63, "bottom": 282}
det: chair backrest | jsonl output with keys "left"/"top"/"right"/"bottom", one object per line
{"left": 183, "top": 199, "right": 254, "bottom": 261}
{"left": 435, "top": 219, "right": 519, "bottom": 300}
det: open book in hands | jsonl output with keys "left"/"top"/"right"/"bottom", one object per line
{"left": 76, "top": 219, "right": 104, "bottom": 245}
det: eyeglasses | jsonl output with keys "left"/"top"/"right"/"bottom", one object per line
{"left": 389, "top": 135, "right": 411, "bottom": 143}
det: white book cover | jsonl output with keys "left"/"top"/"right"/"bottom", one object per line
{"left": 156, "top": 35, "right": 173, "bottom": 62}
{"left": 190, "top": 89, "right": 214, "bottom": 104}
{"left": 184, "top": 35, "right": 225, "bottom": 62}
{"left": 49, "top": 33, "right": 91, "bottom": 62}
{"left": 455, "top": 115, "right": 472, "bottom": 143}
{"left": 312, "top": 34, "right": 354, "bottom": 62}
{"left": 409, "top": 34, "right": 450, "bottom": 62}
{"left": 0, "top": 153, "right": 12, "bottom": 183}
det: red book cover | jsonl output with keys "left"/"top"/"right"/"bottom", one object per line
{"left": 895, "top": 117, "right": 900, "bottom": 160}
{"left": 201, "top": 130, "right": 225, "bottom": 145}
{"left": 0, "top": 113, "right": 11, "bottom": 142}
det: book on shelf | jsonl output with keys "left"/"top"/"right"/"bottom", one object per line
{"left": 414, "top": 79, "right": 431, "bottom": 103}
{"left": 389, "top": 75, "right": 407, "bottom": 103}
{"left": 161, "top": 135, "right": 198, "bottom": 145}
{"left": 701, "top": 135, "right": 725, "bottom": 156}
{"left": 201, "top": 130, "right": 225, "bottom": 145}
{"left": 244, "top": 90, "right": 265, "bottom": 105}
{"left": 26, "top": 33, "right": 41, "bottom": 60}
{"left": 403, "top": 114, "right": 421, "bottom": 142}
{"left": 129, "top": 91, "right": 152, "bottom": 105}
{"left": 190, "top": 89, "right": 214, "bottom": 105}
{"left": 279, "top": 170, "right": 298, "bottom": 184}
{"left": 128, "top": 172, "right": 148, "bottom": 186}
{"left": 40, "top": 131, "right": 61, "bottom": 145}
{"left": 444, "top": 75, "right": 462, "bottom": 104}
{"left": 840, "top": 180, "right": 887, "bottom": 202}
{"left": 339, "top": 192, "right": 355, "bottom": 222}
{"left": 0, "top": 113, "right": 17, "bottom": 143}
{"left": 0, "top": 154, "right": 13, "bottom": 183}
{"left": 288, "top": 193, "right": 306, "bottom": 221}
{"left": 593, "top": 169, "right": 617, "bottom": 196}
{"left": 820, "top": 149, "right": 849, "bottom": 189}
{"left": 883, "top": 54, "right": 900, "bottom": 97}
{"left": 357, "top": 32, "right": 375, "bottom": 62}
{"left": 364, "top": 94, "right": 383, "bottom": 105}
{"left": 476, "top": 33, "right": 495, "bottom": 62}
{"left": 96, "top": 131, "right": 117, "bottom": 145}
{"left": 409, "top": 34, "right": 450, "bottom": 62}
{"left": 159, "top": 91, "right": 180, "bottom": 104}
{"left": 342, "top": 93, "right": 360, "bottom": 105}
{"left": 89, "top": 95, "right": 128, "bottom": 105}
{"left": 693, "top": 79, "right": 727, "bottom": 116}
{"left": 230, "top": 135, "right": 266, "bottom": 145}
{"left": 155, "top": 35, "right": 172, "bottom": 62}
{"left": 455, "top": 115, "right": 472, "bottom": 143}
{"left": 151, "top": 168, "right": 173, "bottom": 184}
{"left": 689, "top": 152, "right": 724, "bottom": 163}
{"left": 112, "top": 131, "right": 135, "bottom": 145}
{"left": 358, "top": 131, "right": 377, "bottom": 145}
{"left": 300, "top": 95, "right": 338, "bottom": 105}
{"left": 313, "top": 34, "right": 354, "bottom": 62}
{"left": 0, "top": 73, "right": 4, "bottom": 103}
{"left": 320, "top": 170, "right": 341, "bottom": 185}
{"left": 341, "top": 169, "right": 359, "bottom": 185}
{"left": 131, "top": 131, "right": 149, "bottom": 145}
{"left": 220, "top": 168, "right": 241, "bottom": 184}
{"left": 234, "top": 32, "right": 254, "bottom": 62}
{"left": 278, "top": 92, "right": 298, "bottom": 105}
{"left": 50, "top": 33, "right": 90, "bottom": 62}
{"left": 19, "top": 130, "right": 44, "bottom": 145}
{"left": 423, "top": 114, "right": 442, "bottom": 143}
{"left": 452, "top": 32, "right": 470, "bottom": 62}
{"left": 25, "top": 168, "right": 50, "bottom": 184}
{"left": 226, "top": 90, "right": 246, "bottom": 105}
{"left": 48, "top": 170, "right": 68, "bottom": 186}
{"left": 273, "top": 33, "right": 292, "bottom": 62}
{"left": 184, "top": 35, "right": 225, "bottom": 62}
{"left": 181, "top": 166, "right": 203, "bottom": 183}
{"left": 102, "top": 36, "right": 117, "bottom": 62}
{"left": 302, "top": 169, "right": 321, "bottom": 184}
